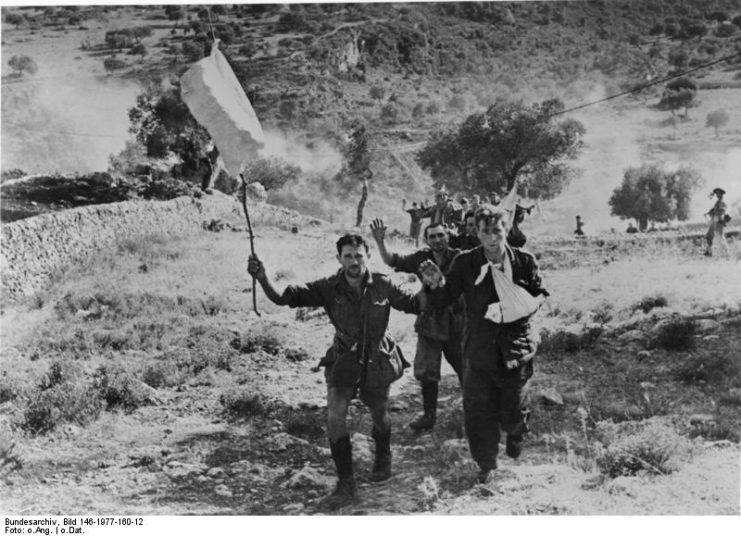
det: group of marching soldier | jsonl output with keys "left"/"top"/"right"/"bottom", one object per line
{"left": 247, "top": 189, "right": 547, "bottom": 510}
{"left": 246, "top": 182, "right": 734, "bottom": 511}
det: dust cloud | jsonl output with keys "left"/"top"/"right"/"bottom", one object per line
{"left": 1, "top": 74, "right": 139, "bottom": 175}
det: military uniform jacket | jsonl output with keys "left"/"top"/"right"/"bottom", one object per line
{"left": 427, "top": 245, "right": 548, "bottom": 373}
{"left": 283, "top": 269, "right": 421, "bottom": 384}
{"left": 389, "top": 248, "right": 463, "bottom": 341}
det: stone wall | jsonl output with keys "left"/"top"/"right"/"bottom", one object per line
{"left": 0, "top": 193, "right": 318, "bottom": 299}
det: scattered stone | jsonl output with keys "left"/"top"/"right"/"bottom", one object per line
{"left": 388, "top": 400, "right": 409, "bottom": 412}
{"left": 196, "top": 475, "right": 210, "bottom": 483}
{"left": 617, "top": 330, "right": 645, "bottom": 343}
{"left": 689, "top": 414, "right": 715, "bottom": 425}
{"left": 537, "top": 387, "right": 564, "bottom": 406}
{"left": 706, "top": 440, "right": 735, "bottom": 450}
{"left": 702, "top": 335, "right": 720, "bottom": 341}
{"left": 351, "top": 433, "right": 374, "bottom": 464}
{"left": 269, "top": 432, "right": 311, "bottom": 452}
{"left": 164, "top": 462, "right": 207, "bottom": 478}
{"left": 695, "top": 319, "right": 719, "bottom": 332}
{"left": 607, "top": 476, "right": 638, "bottom": 497}
{"left": 282, "top": 503, "right": 305, "bottom": 513}
{"left": 206, "top": 467, "right": 226, "bottom": 478}
{"left": 214, "top": 484, "right": 233, "bottom": 497}
{"left": 402, "top": 445, "right": 427, "bottom": 458}
{"left": 729, "top": 387, "right": 741, "bottom": 398}
{"left": 440, "top": 439, "right": 469, "bottom": 462}
{"left": 280, "top": 465, "right": 334, "bottom": 491}
{"left": 637, "top": 350, "right": 651, "bottom": 360}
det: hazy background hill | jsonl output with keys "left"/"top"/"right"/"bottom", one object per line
{"left": 2, "top": 1, "right": 741, "bottom": 233}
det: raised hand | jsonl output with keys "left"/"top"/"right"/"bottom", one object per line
{"left": 419, "top": 259, "right": 445, "bottom": 289}
{"left": 370, "top": 218, "right": 387, "bottom": 243}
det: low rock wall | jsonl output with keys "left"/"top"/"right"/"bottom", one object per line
{"left": 0, "top": 193, "right": 316, "bottom": 299}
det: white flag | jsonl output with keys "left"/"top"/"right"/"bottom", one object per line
{"left": 180, "top": 42, "right": 264, "bottom": 176}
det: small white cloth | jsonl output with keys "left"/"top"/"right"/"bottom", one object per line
{"left": 474, "top": 257, "right": 513, "bottom": 286}
{"left": 476, "top": 254, "right": 541, "bottom": 324}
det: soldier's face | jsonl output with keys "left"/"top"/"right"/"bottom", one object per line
{"left": 465, "top": 216, "right": 477, "bottom": 236}
{"left": 424, "top": 225, "right": 448, "bottom": 252}
{"left": 478, "top": 218, "right": 507, "bottom": 253}
{"left": 337, "top": 245, "right": 369, "bottom": 280}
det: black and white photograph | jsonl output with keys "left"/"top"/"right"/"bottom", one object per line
{"left": 1, "top": 0, "right": 740, "bottom": 524}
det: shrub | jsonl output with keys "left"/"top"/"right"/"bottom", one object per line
{"left": 219, "top": 390, "right": 276, "bottom": 419}
{"left": 0, "top": 439, "right": 22, "bottom": 477}
{"left": 380, "top": 102, "right": 399, "bottom": 122}
{"left": 448, "top": 94, "right": 467, "bottom": 110}
{"left": 181, "top": 40, "right": 205, "bottom": 62}
{"left": 426, "top": 100, "right": 441, "bottom": 114}
{"left": 103, "top": 57, "right": 126, "bottom": 72}
{"left": 369, "top": 85, "right": 385, "bottom": 101}
{"left": 631, "top": 294, "right": 668, "bottom": 314}
{"left": 8, "top": 55, "right": 38, "bottom": 76}
{"left": 230, "top": 328, "right": 283, "bottom": 356}
{"left": 595, "top": 421, "right": 691, "bottom": 477}
{"left": 23, "top": 383, "right": 103, "bottom": 434}
{"left": 538, "top": 325, "right": 603, "bottom": 354}
{"left": 674, "top": 353, "right": 739, "bottom": 384}
{"left": 650, "top": 317, "right": 695, "bottom": 351}
{"left": 141, "top": 361, "right": 180, "bottom": 389}
{"left": 716, "top": 22, "right": 737, "bottom": 38}
{"left": 239, "top": 42, "right": 258, "bottom": 57}
{"left": 93, "top": 364, "right": 154, "bottom": 411}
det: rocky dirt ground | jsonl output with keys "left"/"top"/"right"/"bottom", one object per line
{"left": 1, "top": 225, "right": 739, "bottom": 519}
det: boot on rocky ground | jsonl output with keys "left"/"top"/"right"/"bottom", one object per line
{"left": 319, "top": 435, "right": 357, "bottom": 510}
{"left": 476, "top": 460, "right": 498, "bottom": 484}
{"left": 370, "top": 426, "right": 392, "bottom": 482}
{"left": 505, "top": 434, "right": 523, "bottom": 459}
{"left": 409, "top": 381, "right": 438, "bottom": 432}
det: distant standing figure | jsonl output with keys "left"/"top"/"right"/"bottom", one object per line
{"left": 705, "top": 188, "right": 729, "bottom": 257}
{"left": 574, "top": 215, "right": 585, "bottom": 237}
{"left": 403, "top": 199, "right": 427, "bottom": 247}
{"left": 626, "top": 221, "right": 639, "bottom": 234}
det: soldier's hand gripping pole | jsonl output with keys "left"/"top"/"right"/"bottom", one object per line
{"left": 239, "top": 174, "right": 260, "bottom": 316}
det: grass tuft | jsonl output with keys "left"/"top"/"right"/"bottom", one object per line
{"left": 219, "top": 389, "right": 277, "bottom": 420}
{"left": 594, "top": 420, "right": 692, "bottom": 478}
{"left": 632, "top": 294, "right": 668, "bottom": 314}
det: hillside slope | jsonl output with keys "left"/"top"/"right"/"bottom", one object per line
{"left": 2, "top": 2, "right": 741, "bottom": 233}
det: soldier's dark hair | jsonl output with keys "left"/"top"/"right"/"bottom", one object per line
{"left": 423, "top": 222, "right": 448, "bottom": 239}
{"left": 336, "top": 234, "right": 370, "bottom": 255}
{"left": 464, "top": 210, "right": 475, "bottom": 221}
{"left": 474, "top": 204, "right": 508, "bottom": 229}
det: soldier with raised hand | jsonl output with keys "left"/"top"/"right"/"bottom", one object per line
{"left": 370, "top": 218, "right": 463, "bottom": 432}
{"left": 247, "top": 233, "right": 426, "bottom": 510}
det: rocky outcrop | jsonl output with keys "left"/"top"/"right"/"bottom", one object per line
{"left": 0, "top": 193, "right": 322, "bottom": 299}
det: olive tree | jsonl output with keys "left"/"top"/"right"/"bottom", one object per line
{"left": 609, "top": 164, "right": 702, "bottom": 231}
{"left": 416, "top": 98, "right": 585, "bottom": 199}
{"left": 705, "top": 109, "right": 729, "bottom": 138}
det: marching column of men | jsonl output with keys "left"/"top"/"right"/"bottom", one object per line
{"left": 247, "top": 197, "right": 548, "bottom": 510}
